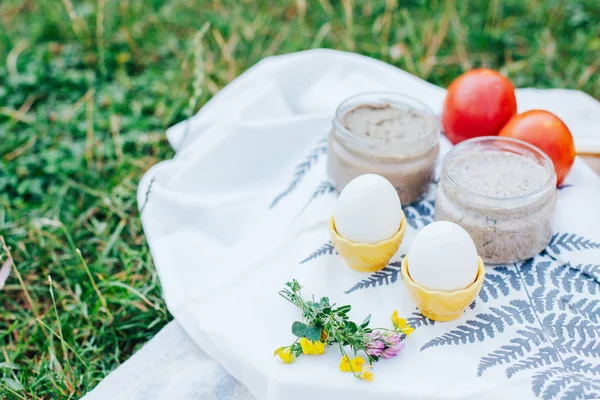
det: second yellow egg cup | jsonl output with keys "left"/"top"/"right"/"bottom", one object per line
{"left": 329, "top": 210, "right": 407, "bottom": 273}
{"left": 401, "top": 255, "right": 485, "bottom": 322}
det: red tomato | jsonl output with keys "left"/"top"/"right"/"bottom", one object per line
{"left": 499, "top": 110, "right": 575, "bottom": 186}
{"left": 442, "top": 69, "right": 517, "bottom": 144}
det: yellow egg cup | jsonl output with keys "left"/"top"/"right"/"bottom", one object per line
{"left": 401, "top": 255, "right": 485, "bottom": 322}
{"left": 329, "top": 210, "right": 407, "bottom": 273}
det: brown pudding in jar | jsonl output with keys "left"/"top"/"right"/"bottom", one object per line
{"left": 327, "top": 92, "right": 440, "bottom": 205}
{"left": 435, "top": 137, "right": 557, "bottom": 264}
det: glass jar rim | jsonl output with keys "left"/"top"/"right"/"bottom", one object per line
{"left": 332, "top": 91, "right": 440, "bottom": 152}
{"left": 442, "top": 136, "right": 557, "bottom": 207}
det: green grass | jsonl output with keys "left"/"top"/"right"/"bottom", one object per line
{"left": 0, "top": 0, "right": 599, "bottom": 398}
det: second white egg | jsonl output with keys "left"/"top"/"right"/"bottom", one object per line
{"left": 407, "top": 221, "right": 479, "bottom": 291}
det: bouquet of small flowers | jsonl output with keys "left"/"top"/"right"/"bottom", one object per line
{"left": 274, "top": 280, "right": 414, "bottom": 381}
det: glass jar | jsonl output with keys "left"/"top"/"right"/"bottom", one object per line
{"left": 327, "top": 92, "right": 440, "bottom": 205}
{"left": 435, "top": 137, "right": 557, "bottom": 264}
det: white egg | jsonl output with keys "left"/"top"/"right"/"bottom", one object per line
{"left": 408, "top": 221, "right": 479, "bottom": 291}
{"left": 334, "top": 174, "right": 402, "bottom": 244}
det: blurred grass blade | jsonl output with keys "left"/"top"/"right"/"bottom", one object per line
{"left": 0, "top": 257, "right": 12, "bottom": 291}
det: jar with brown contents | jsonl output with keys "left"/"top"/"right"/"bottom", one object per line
{"left": 435, "top": 137, "right": 557, "bottom": 264}
{"left": 327, "top": 92, "right": 440, "bottom": 205}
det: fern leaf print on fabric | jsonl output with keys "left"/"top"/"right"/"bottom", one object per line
{"left": 403, "top": 199, "right": 435, "bottom": 230}
{"left": 418, "top": 232, "right": 600, "bottom": 400}
{"left": 406, "top": 310, "right": 436, "bottom": 329}
{"left": 300, "top": 241, "right": 336, "bottom": 264}
{"left": 311, "top": 180, "right": 336, "bottom": 200}
{"left": 270, "top": 136, "right": 328, "bottom": 209}
{"left": 546, "top": 233, "right": 600, "bottom": 255}
{"left": 344, "top": 260, "right": 403, "bottom": 294}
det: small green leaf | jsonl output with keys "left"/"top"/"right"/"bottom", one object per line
{"left": 305, "top": 325, "right": 322, "bottom": 341}
{"left": 319, "top": 297, "right": 330, "bottom": 308}
{"left": 345, "top": 321, "right": 358, "bottom": 333}
{"left": 360, "top": 314, "right": 371, "bottom": 329}
{"left": 291, "top": 321, "right": 308, "bottom": 338}
{"left": 336, "top": 305, "right": 351, "bottom": 314}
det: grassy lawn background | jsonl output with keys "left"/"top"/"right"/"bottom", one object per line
{"left": 1, "top": 0, "right": 599, "bottom": 398}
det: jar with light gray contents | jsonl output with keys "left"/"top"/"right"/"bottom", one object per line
{"left": 435, "top": 136, "right": 557, "bottom": 264}
{"left": 327, "top": 92, "right": 440, "bottom": 205}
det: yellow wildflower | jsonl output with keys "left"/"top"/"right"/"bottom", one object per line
{"left": 299, "top": 338, "right": 325, "bottom": 355}
{"left": 320, "top": 329, "right": 329, "bottom": 341}
{"left": 274, "top": 347, "right": 295, "bottom": 364}
{"left": 339, "top": 355, "right": 365, "bottom": 373}
{"left": 402, "top": 326, "right": 415, "bottom": 337}
{"left": 391, "top": 310, "right": 406, "bottom": 328}
{"left": 312, "top": 340, "right": 325, "bottom": 354}
{"left": 391, "top": 310, "right": 414, "bottom": 336}
{"left": 359, "top": 368, "right": 375, "bottom": 382}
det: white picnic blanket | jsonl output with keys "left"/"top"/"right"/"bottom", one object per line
{"left": 85, "top": 49, "right": 600, "bottom": 400}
